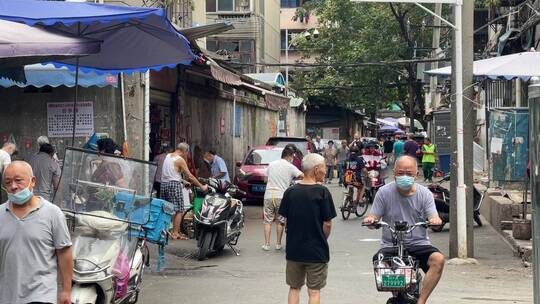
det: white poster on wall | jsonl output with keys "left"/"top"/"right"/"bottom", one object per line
{"left": 47, "top": 102, "right": 94, "bottom": 138}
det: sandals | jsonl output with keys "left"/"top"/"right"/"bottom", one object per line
{"left": 168, "top": 231, "right": 189, "bottom": 240}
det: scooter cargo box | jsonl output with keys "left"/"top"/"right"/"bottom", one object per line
{"left": 114, "top": 192, "right": 174, "bottom": 245}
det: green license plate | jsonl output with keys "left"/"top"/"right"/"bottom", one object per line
{"left": 381, "top": 274, "right": 406, "bottom": 288}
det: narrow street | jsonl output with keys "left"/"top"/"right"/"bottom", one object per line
{"left": 141, "top": 184, "right": 533, "bottom": 304}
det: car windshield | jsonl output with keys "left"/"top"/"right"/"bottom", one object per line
{"left": 273, "top": 141, "right": 308, "bottom": 155}
{"left": 245, "top": 149, "right": 283, "bottom": 165}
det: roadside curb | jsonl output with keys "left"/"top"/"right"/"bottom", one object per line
{"left": 501, "top": 230, "right": 533, "bottom": 264}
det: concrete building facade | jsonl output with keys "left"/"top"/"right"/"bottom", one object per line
{"left": 280, "top": 0, "right": 318, "bottom": 66}
{"left": 192, "top": 0, "right": 281, "bottom": 74}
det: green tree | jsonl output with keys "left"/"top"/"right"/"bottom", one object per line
{"left": 292, "top": 0, "right": 436, "bottom": 124}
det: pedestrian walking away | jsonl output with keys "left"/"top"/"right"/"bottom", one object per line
{"left": 403, "top": 133, "right": 419, "bottom": 158}
{"left": 28, "top": 143, "right": 61, "bottom": 202}
{"left": 323, "top": 140, "right": 337, "bottom": 184}
{"left": 421, "top": 138, "right": 437, "bottom": 182}
{"left": 33, "top": 135, "right": 60, "bottom": 162}
{"left": 336, "top": 140, "right": 349, "bottom": 186}
{"left": 393, "top": 135, "right": 405, "bottom": 163}
{"left": 0, "top": 161, "right": 73, "bottom": 304}
{"left": 383, "top": 136, "right": 394, "bottom": 165}
{"left": 262, "top": 147, "right": 304, "bottom": 251}
{"left": 363, "top": 156, "right": 445, "bottom": 304}
{"left": 153, "top": 143, "right": 173, "bottom": 198}
{"left": 284, "top": 144, "right": 303, "bottom": 171}
{"left": 204, "top": 149, "right": 231, "bottom": 182}
{"left": 161, "top": 143, "right": 208, "bottom": 240}
{"left": 279, "top": 153, "right": 336, "bottom": 304}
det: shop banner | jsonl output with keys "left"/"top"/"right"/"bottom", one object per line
{"left": 47, "top": 102, "right": 94, "bottom": 138}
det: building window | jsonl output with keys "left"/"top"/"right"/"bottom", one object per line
{"left": 206, "top": 0, "right": 250, "bottom": 12}
{"left": 232, "top": 105, "right": 242, "bottom": 137}
{"left": 281, "top": 0, "right": 300, "bottom": 8}
{"left": 207, "top": 40, "right": 218, "bottom": 52}
{"left": 218, "top": 0, "right": 234, "bottom": 11}
{"left": 206, "top": 0, "right": 217, "bottom": 12}
{"left": 280, "top": 30, "right": 298, "bottom": 51}
{"left": 207, "top": 39, "right": 255, "bottom": 66}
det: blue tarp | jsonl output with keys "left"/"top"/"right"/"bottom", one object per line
{"left": 0, "top": 0, "right": 196, "bottom": 74}
{"left": 0, "top": 64, "right": 117, "bottom": 88}
{"left": 489, "top": 109, "right": 529, "bottom": 182}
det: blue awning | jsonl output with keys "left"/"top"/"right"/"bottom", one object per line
{"left": 0, "top": 64, "right": 117, "bottom": 88}
{"left": 0, "top": 0, "right": 196, "bottom": 74}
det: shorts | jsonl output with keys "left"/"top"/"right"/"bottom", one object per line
{"left": 286, "top": 260, "right": 328, "bottom": 290}
{"left": 160, "top": 180, "right": 184, "bottom": 212}
{"left": 263, "top": 198, "right": 285, "bottom": 224}
{"left": 373, "top": 245, "right": 441, "bottom": 273}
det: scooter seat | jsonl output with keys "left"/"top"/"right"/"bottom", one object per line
{"left": 76, "top": 211, "right": 128, "bottom": 232}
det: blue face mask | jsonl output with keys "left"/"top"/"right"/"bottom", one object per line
{"left": 8, "top": 187, "right": 33, "bottom": 205}
{"left": 395, "top": 175, "right": 415, "bottom": 191}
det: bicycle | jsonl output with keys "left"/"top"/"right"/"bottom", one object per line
{"left": 340, "top": 170, "right": 369, "bottom": 220}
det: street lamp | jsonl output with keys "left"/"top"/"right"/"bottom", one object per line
{"left": 285, "top": 28, "right": 319, "bottom": 96}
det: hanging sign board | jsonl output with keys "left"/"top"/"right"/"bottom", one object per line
{"left": 47, "top": 102, "right": 94, "bottom": 138}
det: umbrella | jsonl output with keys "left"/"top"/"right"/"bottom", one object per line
{"left": 0, "top": 19, "right": 100, "bottom": 68}
{"left": 0, "top": 0, "right": 195, "bottom": 73}
{"left": 0, "top": 63, "right": 118, "bottom": 88}
{"left": 397, "top": 117, "right": 424, "bottom": 130}
{"left": 0, "top": 19, "right": 101, "bottom": 83}
{"left": 0, "top": 0, "right": 196, "bottom": 144}
{"left": 425, "top": 51, "right": 540, "bottom": 81}
{"left": 379, "top": 125, "right": 399, "bottom": 132}
{"left": 376, "top": 117, "right": 399, "bottom": 127}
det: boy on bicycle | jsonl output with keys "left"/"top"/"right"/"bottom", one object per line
{"left": 344, "top": 147, "right": 367, "bottom": 203}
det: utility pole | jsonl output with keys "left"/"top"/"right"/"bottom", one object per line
{"left": 450, "top": 0, "right": 474, "bottom": 258}
{"left": 430, "top": 3, "right": 442, "bottom": 109}
{"left": 285, "top": 28, "right": 289, "bottom": 96}
{"left": 528, "top": 77, "right": 540, "bottom": 304}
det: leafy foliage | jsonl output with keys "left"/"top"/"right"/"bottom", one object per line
{"left": 292, "top": 0, "right": 434, "bottom": 116}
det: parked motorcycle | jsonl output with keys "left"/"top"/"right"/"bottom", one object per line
{"left": 362, "top": 155, "right": 387, "bottom": 204}
{"left": 53, "top": 147, "right": 172, "bottom": 304}
{"left": 427, "top": 174, "right": 483, "bottom": 232}
{"left": 194, "top": 177, "right": 245, "bottom": 260}
{"left": 363, "top": 221, "right": 430, "bottom": 304}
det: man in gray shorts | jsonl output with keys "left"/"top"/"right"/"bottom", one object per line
{"left": 363, "top": 156, "right": 445, "bottom": 304}
{"left": 279, "top": 153, "right": 336, "bottom": 304}
{"left": 0, "top": 161, "right": 73, "bottom": 304}
{"left": 262, "top": 147, "right": 303, "bottom": 251}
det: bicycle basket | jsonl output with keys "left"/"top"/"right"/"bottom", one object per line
{"left": 373, "top": 262, "right": 416, "bottom": 292}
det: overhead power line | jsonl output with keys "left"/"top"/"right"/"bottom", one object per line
{"left": 226, "top": 57, "right": 451, "bottom": 68}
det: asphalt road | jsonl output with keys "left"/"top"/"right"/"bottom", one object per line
{"left": 140, "top": 183, "right": 533, "bottom": 304}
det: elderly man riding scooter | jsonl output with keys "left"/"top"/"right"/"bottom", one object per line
{"left": 363, "top": 155, "right": 445, "bottom": 304}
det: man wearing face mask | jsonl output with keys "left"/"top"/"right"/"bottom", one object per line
{"left": 0, "top": 161, "right": 73, "bottom": 304}
{"left": 262, "top": 147, "right": 304, "bottom": 251}
{"left": 363, "top": 156, "right": 444, "bottom": 304}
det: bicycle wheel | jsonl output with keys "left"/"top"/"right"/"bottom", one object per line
{"left": 341, "top": 188, "right": 353, "bottom": 220}
{"left": 355, "top": 199, "right": 369, "bottom": 217}
{"left": 179, "top": 207, "right": 194, "bottom": 238}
